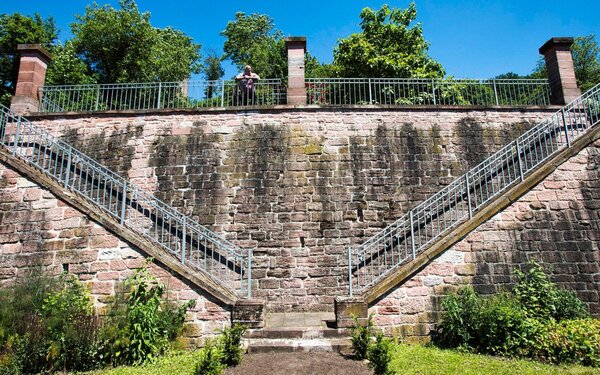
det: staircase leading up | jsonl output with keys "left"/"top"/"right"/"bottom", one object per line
{"left": 0, "top": 105, "right": 251, "bottom": 305}
{"left": 245, "top": 312, "right": 351, "bottom": 353}
{"left": 349, "top": 83, "right": 600, "bottom": 303}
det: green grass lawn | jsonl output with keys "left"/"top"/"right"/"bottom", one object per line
{"left": 78, "top": 345, "right": 600, "bottom": 375}
{"left": 79, "top": 351, "right": 198, "bottom": 375}
{"left": 390, "top": 344, "right": 600, "bottom": 375}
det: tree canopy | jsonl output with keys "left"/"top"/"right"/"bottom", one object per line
{"left": 332, "top": 3, "right": 444, "bottom": 78}
{"left": 0, "top": 13, "right": 57, "bottom": 105}
{"left": 221, "top": 12, "right": 287, "bottom": 80}
{"left": 68, "top": 0, "right": 201, "bottom": 83}
{"left": 571, "top": 34, "right": 600, "bottom": 92}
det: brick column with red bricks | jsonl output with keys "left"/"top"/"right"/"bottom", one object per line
{"left": 285, "top": 37, "right": 307, "bottom": 106}
{"left": 539, "top": 37, "right": 581, "bottom": 105}
{"left": 10, "top": 44, "right": 52, "bottom": 114}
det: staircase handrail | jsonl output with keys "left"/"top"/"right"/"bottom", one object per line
{"left": 0, "top": 105, "right": 251, "bottom": 298}
{"left": 349, "top": 83, "right": 600, "bottom": 296}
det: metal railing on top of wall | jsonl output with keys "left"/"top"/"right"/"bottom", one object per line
{"left": 348, "top": 83, "right": 600, "bottom": 296}
{"left": 0, "top": 105, "right": 252, "bottom": 298}
{"left": 38, "top": 79, "right": 286, "bottom": 113}
{"left": 306, "top": 78, "right": 551, "bottom": 106}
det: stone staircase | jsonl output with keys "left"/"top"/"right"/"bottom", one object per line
{"left": 244, "top": 312, "right": 352, "bottom": 353}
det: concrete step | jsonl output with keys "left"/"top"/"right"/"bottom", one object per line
{"left": 245, "top": 327, "right": 350, "bottom": 340}
{"left": 244, "top": 312, "right": 352, "bottom": 353}
{"left": 244, "top": 337, "right": 352, "bottom": 353}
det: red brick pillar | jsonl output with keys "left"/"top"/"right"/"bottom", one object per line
{"left": 10, "top": 44, "right": 52, "bottom": 114}
{"left": 285, "top": 37, "right": 307, "bottom": 106}
{"left": 539, "top": 37, "right": 581, "bottom": 105}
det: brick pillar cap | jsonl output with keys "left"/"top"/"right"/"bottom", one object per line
{"left": 285, "top": 36, "right": 306, "bottom": 47}
{"left": 539, "top": 37, "right": 574, "bottom": 55}
{"left": 17, "top": 44, "right": 53, "bottom": 64}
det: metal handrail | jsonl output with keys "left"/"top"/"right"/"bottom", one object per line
{"left": 349, "top": 83, "right": 600, "bottom": 296}
{"left": 38, "top": 79, "right": 286, "bottom": 113}
{"left": 0, "top": 105, "right": 252, "bottom": 297}
{"left": 306, "top": 78, "right": 551, "bottom": 106}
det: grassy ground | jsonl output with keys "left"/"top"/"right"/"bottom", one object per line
{"left": 390, "top": 344, "right": 600, "bottom": 375}
{"left": 80, "top": 345, "right": 600, "bottom": 375}
{"left": 80, "top": 351, "right": 197, "bottom": 375}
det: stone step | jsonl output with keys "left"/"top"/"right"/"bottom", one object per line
{"left": 246, "top": 327, "right": 350, "bottom": 340}
{"left": 244, "top": 337, "right": 352, "bottom": 353}
{"left": 243, "top": 311, "right": 352, "bottom": 353}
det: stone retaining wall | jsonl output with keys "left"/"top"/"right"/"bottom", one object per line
{"left": 0, "top": 161, "right": 228, "bottom": 347}
{"left": 27, "top": 107, "right": 556, "bottom": 311}
{"left": 371, "top": 140, "right": 600, "bottom": 341}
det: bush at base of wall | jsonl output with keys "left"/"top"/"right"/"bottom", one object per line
{"left": 434, "top": 261, "right": 599, "bottom": 367}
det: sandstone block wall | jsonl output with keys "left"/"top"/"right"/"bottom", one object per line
{"left": 28, "top": 107, "right": 556, "bottom": 311}
{"left": 0, "top": 161, "right": 229, "bottom": 347}
{"left": 371, "top": 140, "right": 600, "bottom": 342}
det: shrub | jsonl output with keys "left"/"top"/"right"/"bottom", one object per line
{"left": 553, "top": 289, "right": 589, "bottom": 320}
{"left": 434, "top": 287, "right": 482, "bottom": 350}
{"left": 368, "top": 332, "right": 393, "bottom": 375}
{"left": 194, "top": 339, "right": 224, "bottom": 375}
{"left": 99, "top": 261, "right": 194, "bottom": 366}
{"left": 435, "top": 262, "right": 597, "bottom": 367}
{"left": 193, "top": 324, "right": 247, "bottom": 375}
{"left": 532, "top": 319, "right": 600, "bottom": 367}
{"left": 513, "top": 261, "right": 589, "bottom": 321}
{"left": 513, "top": 261, "right": 559, "bottom": 319}
{"left": 42, "top": 273, "right": 100, "bottom": 372}
{"left": 350, "top": 315, "right": 374, "bottom": 360}
{"left": 477, "top": 293, "right": 528, "bottom": 355}
{"left": 219, "top": 323, "right": 247, "bottom": 367}
{"left": 0, "top": 271, "right": 102, "bottom": 374}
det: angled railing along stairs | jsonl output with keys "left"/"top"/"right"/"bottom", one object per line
{"left": 349, "top": 83, "right": 600, "bottom": 302}
{"left": 0, "top": 105, "right": 251, "bottom": 305}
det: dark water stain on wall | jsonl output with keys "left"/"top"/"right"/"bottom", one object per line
{"left": 501, "top": 120, "right": 534, "bottom": 144}
{"left": 61, "top": 125, "right": 143, "bottom": 177}
{"left": 149, "top": 122, "right": 223, "bottom": 225}
{"left": 457, "top": 117, "right": 487, "bottom": 169}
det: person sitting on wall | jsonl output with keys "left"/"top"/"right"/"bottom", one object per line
{"left": 235, "top": 65, "right": 260, "bottom": 106}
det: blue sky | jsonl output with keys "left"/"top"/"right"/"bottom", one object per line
{"left": 2, "top": 0, "right": 599, "bottom": 80}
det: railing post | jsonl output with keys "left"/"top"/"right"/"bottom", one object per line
{"left": 95, "top": 86, "right": 100, "bottom": 111}
{"left": 348, "top": 246, "right": 353, "bottom": 297}
{"left": 247, "top": 248, "right": 252, "bottom": 298}
{"left": 409, "top": 210, "right": 416, "bottom": 259}
{"left": 181, "top": 215, "right": 186, "bottom": 265}
{"left": 120, "top": 182, "right": 128, "bottom": 225}
{"left": 12, "top": 116, "right": 21, "bottom": 156}
{"left": 221, "top": 80, "right": 225, "bottom": 107}
{"left": 157, "top": 82, "right": 162, "bottom": 109}
{"left": 561, "top": 109, "right": 571, "bottom": 147}
{"left": 465, "top": 173, "right": 473, "bottom": 219}
{"left": 63, "top": 147, "right": 72, "bottom": 187}
{"left": 38, "top": 87, "right": 44, "bottom": 112}
{"left": 493, "top": 79, "right": 499, "bottom": 105}
{"left": 516, "top": 139, "right": 524, "bottom": 181}
{"left": 432, "top": 78, "right": 437, "bottom": 105}
{"left": 368, "top": 79, "right": 373, "bottom": 104}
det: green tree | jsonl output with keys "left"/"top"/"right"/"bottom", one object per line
{"left": 221, "top": 12, "right": 287, "bottom": 80}
{"left": 494, "top": 72, "right": 526, "bottom": 79}
{"left": 45, "top": 41, "right": 96, "bottom": 85}
{"left": 0, "top": 13, "right": 57, "bottom": 105}
{"left": 202, "top": 51, "right": 225, "bottom": 82}
{"left": 333, "top": 3, "right": 444, "bottom": 78}
{"left": 572, "top": 34, "right": 600, "bottom": 91}
{"left": 70, "top": 0, "right": 201, "bottom": 83}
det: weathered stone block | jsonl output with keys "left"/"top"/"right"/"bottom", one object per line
{"left": 232, "top": 298, "right": 265, "bottom": 329}
{"left": 334, "top": 296, "right": 367, "bottom": 328}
